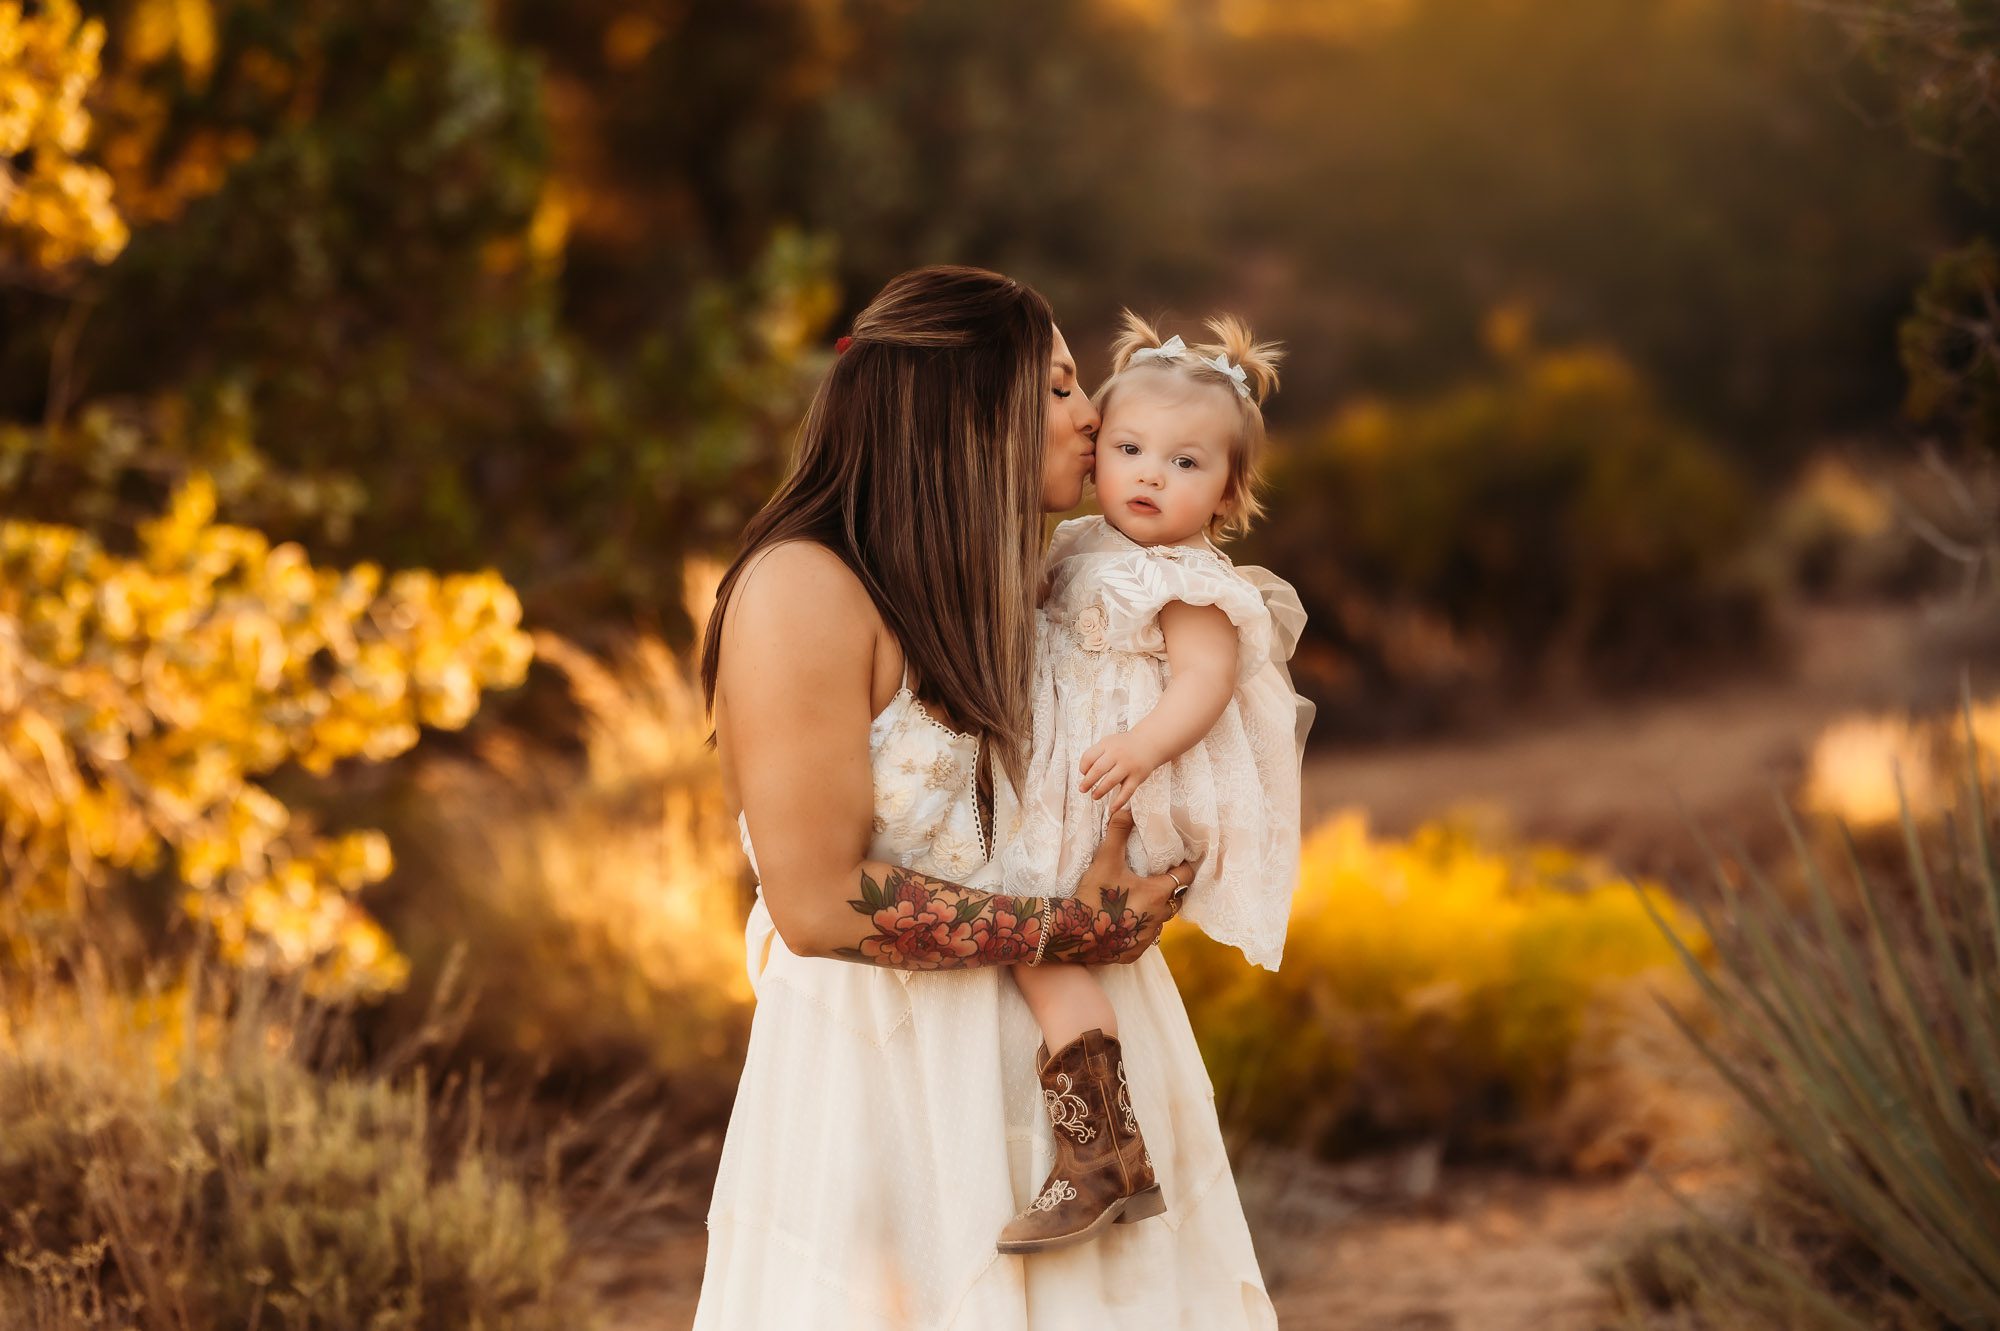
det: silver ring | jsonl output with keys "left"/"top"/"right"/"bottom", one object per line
{"left": 1166, "top": 868, "right": 1187, "bottom": 891}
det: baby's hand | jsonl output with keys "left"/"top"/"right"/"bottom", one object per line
{"left": 1078, "top": 731, "right": 1160, "bottom": 814}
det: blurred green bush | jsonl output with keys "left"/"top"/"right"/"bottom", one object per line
{"left": 2, "top": 0, "right": 836, "bottom": 641}
{"left": 0, "top": 952, "right": 596, "bottom": 1330}
{"left": 1254, "top": 317, "right": 1769, "bottom": 728}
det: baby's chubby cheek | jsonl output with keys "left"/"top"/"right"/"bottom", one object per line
{"left": 1087, "top": 451, "right": 1113, "bottom": 494}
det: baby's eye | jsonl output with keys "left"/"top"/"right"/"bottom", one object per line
{"left": 1173, "top": 456, "right": 1197, "bottom": 470}
{"left": 1118, "top": 443, "right": 1139, "bottom": 455}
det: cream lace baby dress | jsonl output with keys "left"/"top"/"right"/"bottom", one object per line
{"left": 970, "top": 515, "right": 1314, "bottom": 970}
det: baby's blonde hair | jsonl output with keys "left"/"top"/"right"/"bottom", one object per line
{"left": 1097, "top": 309, "right": 1284, "bottom": 541}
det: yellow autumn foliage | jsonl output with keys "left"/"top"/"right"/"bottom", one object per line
{"left": 1165, "top": 808, "right": 1713, "bottom": 1155}
{"left": 0, "top": 0, "right": 129, "bottom": 268}
{"left": 371, "top": 570, "right": 754, "bottom": 1086}
{"left": 0, "top": 470, "right": 534, "bottom": 999}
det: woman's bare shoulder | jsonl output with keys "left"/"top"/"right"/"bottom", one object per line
{"left": 720, "top": 539, "right": 881, "bottom": 659}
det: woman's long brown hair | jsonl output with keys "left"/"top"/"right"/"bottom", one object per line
{"left": 700, "top": 265, "right": 1053, "bottom": 788}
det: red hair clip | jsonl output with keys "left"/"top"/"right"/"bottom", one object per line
{"left": 835, "top": 335, "right": 853, "bottom": 355}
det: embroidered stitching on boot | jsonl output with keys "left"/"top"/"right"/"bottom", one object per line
{"left": 1116, "top": 1062, "right": 1139, "bottom": 1135}
{"left": 1044, "top": 1073, "right": 1095, "bottom": 1142}
{"left": 1030, "top": 1179, "right": 1078, "bottom": 1212}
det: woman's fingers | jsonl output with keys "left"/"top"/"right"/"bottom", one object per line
{"left": 1150, "top": 858, "right": 1199, "bottom": 917}
{"left": 1093, "top": 807, "right": 1136, "bottom": 860}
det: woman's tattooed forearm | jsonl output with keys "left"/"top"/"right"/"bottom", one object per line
{"left": 827, "top": 866, "right": 1156, "bottom": 970}
{"left": 1042, "top": 888, "right": 1148, "bottom": 965}
{"left": 828, "top": 865, "right": 1040, "bottom": 969}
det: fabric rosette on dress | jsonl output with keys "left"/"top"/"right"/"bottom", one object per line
{"left": 970, "top": 515, "right": 1314, "bottom": 971}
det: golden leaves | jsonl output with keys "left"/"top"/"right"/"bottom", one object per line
{"left": 0, "top": 470, "right": 533, "bottom": 999}
{"left": 0, "top": 0, "right": 129, "bottom": 269}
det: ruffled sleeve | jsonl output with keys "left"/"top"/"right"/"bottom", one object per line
{"left": 1048, "top": 540, "right": 1274, "bottom": 687}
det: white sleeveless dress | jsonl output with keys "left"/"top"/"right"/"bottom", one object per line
{"left": 694, "top": 668, "right": 1278, "bottom": 1330}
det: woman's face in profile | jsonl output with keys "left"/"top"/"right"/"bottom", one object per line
{"left": 1040, "top": 325, "right": 1101, "bottom": 514}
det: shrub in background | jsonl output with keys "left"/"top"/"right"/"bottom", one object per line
{"left": 357, "top": 596, "right": 752, "bottom": 1116}
{"left": 0, "top": 471, "right": 534, "bottom": 1001}
{"left": 1165, "top": 807, "right": 1721, "bottom": 1167}
{"left": 0, "top": 944, "right": 604, "bottom": 1330}
{"left": 1620, "top": 686, "right": 2000, "bottom": 1327}
{"left": 1256, "top": 316, "right": 1768, "bottom": 730}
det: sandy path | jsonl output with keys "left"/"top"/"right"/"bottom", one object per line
{"left": 1240, "top": 1147, "right": 1748, "bottom": 1330}
{"left": 1302, "top": 603, "right": 1920, "bottom": 880}
{"left": 580, "top": 1151, "right": 1751, "bottom": 1331}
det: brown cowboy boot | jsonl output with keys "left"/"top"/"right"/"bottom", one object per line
{"left": 996, "top": 1028, "right": 1167, "bottom": 1255}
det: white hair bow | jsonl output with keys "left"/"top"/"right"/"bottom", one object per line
{"left": 1130, "top": 334, "right": 1186, "bottom": 364}
{"left": 1205, "top": 352, "right": 1252, "bottom": 399}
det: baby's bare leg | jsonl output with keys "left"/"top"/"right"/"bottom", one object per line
{"left": 1013, "top": 959, "right": 1117, "bottom": 1051}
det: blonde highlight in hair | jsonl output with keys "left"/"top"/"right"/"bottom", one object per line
{"left": 1096, "top": 308, "right": 1285, "bottom": 541}
{"left": 700, "top": 265, "right": 1052, "bottom": 786}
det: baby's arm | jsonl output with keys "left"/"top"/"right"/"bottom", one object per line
{"left": 1078, "top": 600, "right": 1239, "bottom": 812}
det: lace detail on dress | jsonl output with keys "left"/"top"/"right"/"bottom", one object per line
{"left": 1042, "top": 515, "right": 1277, "bottom": 684}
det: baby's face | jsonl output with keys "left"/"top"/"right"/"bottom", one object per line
{"left": 1093, "top": 378, "right": 1236, "bottom": 547}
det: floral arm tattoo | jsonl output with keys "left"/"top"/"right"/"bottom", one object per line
{"left": 826, "top": 864, "right": 1157, "bottom": 971}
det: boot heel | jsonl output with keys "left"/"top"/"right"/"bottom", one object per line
{"left": 1114, "top": 1184, "right": 1166, "bottom": 1223}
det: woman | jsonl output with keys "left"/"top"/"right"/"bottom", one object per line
{"left": 697, "top": 266, "right": 1278, "bottom": 1329}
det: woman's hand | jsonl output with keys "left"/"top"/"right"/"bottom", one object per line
{"left": 1044, "top": 809, "right": 1198, "bottom": 966}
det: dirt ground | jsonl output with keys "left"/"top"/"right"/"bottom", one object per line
{"left": 1302, "top": 602, "right": 1926, "bottom": 885}
{"left": 582, "top": 602, "right": 1925, "bottom": 1329}
{"left": 578, "top": 1147, "right": 1752, "bottom": 1331}
{"left": 1236, "top": 1144, "right": 1750, "bottom": 1330}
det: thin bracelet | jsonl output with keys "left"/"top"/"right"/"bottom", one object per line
{"left": 1029, "top": 896, "right": 1053, "bottom": 966}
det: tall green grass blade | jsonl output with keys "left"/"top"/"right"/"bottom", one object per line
{"left": 1839, "top": 817, "right": 2000, "bottom": 1259}
{"left": 1666, "top": 830, "right": 1919, "bottom": 1178}
{"left": 1849, "top": 800, "right": 1974, "bottom": 1141}
{"left": 1902, "top": 776, "right": 2000, "bottom": 1117}
{"left": 1775, "top": 792, "right": 1902, "bottom": 1062}
{"left": 1720, "top": 900, "right": 1991, "bottom": 1284}
{"left": 1723, "top": 824, "right": 1904, "bottom": 1121}
{"left": 1650, "top": 981, "right": 1986, "bottom": 1314}
{"left": 1637, "top": 1173, "right": 1888, "bottom": 1331}
{"left": 1626, "top": 868, "right": 1758, "bottom": 1044}
{"left": 1637, "top": 890, "right": 1982, "bottom": 1304}
{"left": 1646, "top": 768, "right": 2000, "bottom": 1324}
{"left": 1940, "top": 803, "right": 2000, "bottom": 1122}
{"left": 1960, "top": 676, "right": 2000, "bottom": 992}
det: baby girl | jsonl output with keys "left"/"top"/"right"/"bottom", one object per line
{"left": 970, "top": 311, "right": 1314, "bottom": 1254}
